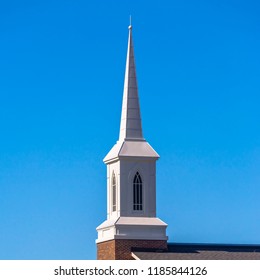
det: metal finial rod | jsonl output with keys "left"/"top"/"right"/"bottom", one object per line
{"left": 129, "top": 15, "right": 132, "bottom": 29}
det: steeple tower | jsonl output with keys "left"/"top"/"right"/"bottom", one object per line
{"left": 96, "top": 24, "right": 168, "bottom": 260}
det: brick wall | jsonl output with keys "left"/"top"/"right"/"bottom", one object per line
{"left": 97, "top": 239, "right": 167, "bottom": 260}
{"left": 97, "top": 239, "right": 116, "bottom": 260}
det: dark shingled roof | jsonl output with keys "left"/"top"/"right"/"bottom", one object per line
{"left": 132, "top": 243, "right": 260, "bottom": 260}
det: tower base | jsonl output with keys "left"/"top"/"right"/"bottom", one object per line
{"left": 97, "top": 239, "right": 167, "bottom": 260}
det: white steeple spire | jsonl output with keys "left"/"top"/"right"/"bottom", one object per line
{"left": 103, "top": 25, "right": 159, "bottom": 163}
{"left": 97, "top": 24, "right": 167, "bottom": 250}
{"left": 119, "top": 24, "right": 144, "bottom": 141}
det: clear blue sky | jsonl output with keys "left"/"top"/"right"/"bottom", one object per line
{"left": 0, "top": 0, "right": 259, "bottom": 259}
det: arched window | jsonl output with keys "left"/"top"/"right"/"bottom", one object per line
{"left": 112, "top": 173, "right": 116, "bottom": 212}
{"left": 133, "top": 172, "right": 143, "bottom": 211}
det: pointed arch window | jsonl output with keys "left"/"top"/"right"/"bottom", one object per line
{"left": 133, "top": 172, "right": 143, "bottom": 211}
{"left": 112, "top": 173, "right": 116, "bottom": 212}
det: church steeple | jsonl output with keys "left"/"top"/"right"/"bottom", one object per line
{"left": 119, "top": 25, "right": 143, "bottom": 141}
{"left": 97, "top": 24, "right": 167, "bottom": 260}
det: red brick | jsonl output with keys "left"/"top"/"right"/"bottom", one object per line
{"left": 97, "top": 239, "right": 167, "bottom": 260}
